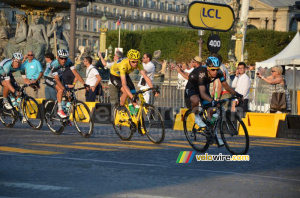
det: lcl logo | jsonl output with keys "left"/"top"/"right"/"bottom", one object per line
{"left": 201, "top": 8, "right": 222, "bottom": 19}
{"left": 188, "top": 1, "right": 234, "bottom": 32}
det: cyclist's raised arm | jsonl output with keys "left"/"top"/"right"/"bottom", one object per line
{"left": 120, "top": 75, "right": 133, "bottom": 99}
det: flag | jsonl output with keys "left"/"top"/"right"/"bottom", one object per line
{"left": 117, "top": 17, "right": 121, "bottom": 26}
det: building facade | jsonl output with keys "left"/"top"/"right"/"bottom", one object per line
{"left": 1, "top": 0, "right": 299, "bottom": 50}
{"left": 73, "top": 0, "right": 189, "bottom": 47}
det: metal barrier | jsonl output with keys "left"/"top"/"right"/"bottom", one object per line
{"left": 7, "top": 78, "right": 299, "bottom": 115}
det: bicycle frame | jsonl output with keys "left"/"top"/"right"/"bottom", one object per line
{"left": 7, "top": 84, "right": 37, "bottom": 119}
{"left": 115, "top": 87, "right": 155, "bottom": 135}
{"left": 47, "top": 87, "right": 88, "bottom": 123}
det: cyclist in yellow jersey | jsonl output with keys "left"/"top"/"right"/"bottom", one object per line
{"left": 110, "top": 49, "right": 158, "bottom": 106}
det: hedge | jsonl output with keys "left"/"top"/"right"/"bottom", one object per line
{"left": 106, "top": 27, "right": 297, "bottom": 65}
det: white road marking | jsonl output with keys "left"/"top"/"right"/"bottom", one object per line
{"left": 1, "top": 153, "right": 299, "bottom": 183}
{"left": 0, "top": 182, "right": 71, "bottom": 190}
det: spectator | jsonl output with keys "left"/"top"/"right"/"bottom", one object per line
{"left": 44, "top": 52, "right": 57, "bottom": 100}
{"left": 231, "top": 62, "right": 251, "bottom": 113}
{"left": 84, "top": 56, "right": 101, "bottom": 102}
{"left": 257, "top": 65, "right": 291, "bottom": 113}
{"left": 23, "top": 51, "right": 43, "bottom": 91}
{"left": 181, "top": 56, "right": 202, "bottom": 109}
{"left": 98, "top": 50, "right": 124, "bottom": 104}
{"left": 212, "top": 54, "right": 232, "bottom": 110}
{"left": 177, "top": 62, "right": 193, "bottom": 90}
{"left": 138, "top": 53, "right": 155, "bottom": 104}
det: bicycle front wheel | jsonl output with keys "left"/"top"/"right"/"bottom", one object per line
{"left": 112, "top": 104, "right": 134, "bottom": 141}
{"left": 73, "top": 101, "right": 94, "bottom": 138}
{"left": 141, "top": 104, "right": 165, "bottom": 144}
{"left": 44, "top": 99, "right": 64, "bottom": 135}
{"left": 23, "top": 96, "right": 43, "bottom": 130}
{"left": 220, "top": 111, "right": 249, "bottom": 155}
{"left": 183, "top": 109, "right": 209, "bottom": 152}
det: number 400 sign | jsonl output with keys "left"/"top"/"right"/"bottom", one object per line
{"left": 207, "top": 34, "right": 221, "bottom": 53}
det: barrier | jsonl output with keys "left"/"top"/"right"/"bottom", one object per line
{"left": 173, "top": 108, "right": 192, "bottom": 131}
{"left": 92, "top": 103, "right": 113, "bottom": 124}
{"left": 91, "top": 103, "right": 174, "bottom": 128}
{"left": 240, "top": 113, "right": 287, "bottom": 138}
{"left": 69, "top": 102, "right": 98, "bottom": 123}
{"left": 277, "top": 115, "right": 300, "bottom": 139}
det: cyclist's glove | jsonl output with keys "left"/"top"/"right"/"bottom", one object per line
{"left": 235, "top": 92, "right": 243, "bottom": 100}
{"left": 211, "top": 100, "right": 219, "bottom": 107}
{"left": 153, "top": 86, "right": 160, "bottom": 94}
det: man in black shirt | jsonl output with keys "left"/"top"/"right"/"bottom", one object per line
{"left": 185, "top": 56, "right": 243, "bottom": 127}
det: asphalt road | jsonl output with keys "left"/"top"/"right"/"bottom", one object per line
{"left": 0, "top": 122, "right": 300, "bottom": 198}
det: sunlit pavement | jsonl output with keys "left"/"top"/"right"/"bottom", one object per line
{"left": 0, "top": 123, "right": 299, "bottom": 198}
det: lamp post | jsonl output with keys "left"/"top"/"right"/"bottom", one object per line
{"left": 228, "top": 49, "right": 236, "bottom": 74}
{"left": 244, "top": 50, "right": 248, "bottom": 63}
{"left": 198, "top": 30, "right": 204, "bottom": 59}
{"left": 93, "top": 45, "right": 99, "bottom": 62}
{"left": 169, "top": 58, "right": 172, "bottom": 84}
{"left": 108, "top": 44, "right": 113, "bottom": 61}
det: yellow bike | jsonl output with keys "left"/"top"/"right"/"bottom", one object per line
{"left": 112, "top": 87, "right": 165, "bottom": 144}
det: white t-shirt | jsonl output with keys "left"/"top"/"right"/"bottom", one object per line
{"left": 177, "top": 68, "right": 194, "bottom": 90}
{"left": 85, "top": 65, "right": 100, "bottom": 86}
{"left": 138, "top": 61, "right": 155, "bottom": 88}
{"left": 232, "top": 73, "right": 251, "bottom": 99}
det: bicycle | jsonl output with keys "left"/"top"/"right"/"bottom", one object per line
{"left": 43, "top": 86, "right": 94, "bottom": 137}
{"left": 183, "top": 96, "right": 249, "bottom": 155}
{"left": 0, "top": 83, "right": 43, "bottom": 129}
{"left": 112, "top": 87, "right": 165, "bottom": 144}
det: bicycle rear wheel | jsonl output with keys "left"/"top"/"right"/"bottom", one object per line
{"left": 112, "top": 104, "right": 134, "bottom": 141}
{"left": 44, "top": 99, "right": 64, "bottom": 135}
{"left": 183, "top": 109, "right": 209, "bottom": 152}
{"left": 73, "top": 101, "right": 94, "bottom": 138}
{"left": 220, "top": 111, "right": 249, "bottom": 155}
{"left": 23, "top": 96, "right": 43, "bottom": 130}
{"left": 0, "top": 107, "right": 17, "bottom": 128}
{"left": 141, "top": 104, "right": 165, "bottom": 144}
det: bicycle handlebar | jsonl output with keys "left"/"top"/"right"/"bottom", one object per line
{"left": 133, "top": 86, "right": 160, "bottom": 97}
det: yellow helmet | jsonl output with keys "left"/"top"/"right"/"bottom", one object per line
{"left": 127, "top": 49, "right": 140, "bottom": 60}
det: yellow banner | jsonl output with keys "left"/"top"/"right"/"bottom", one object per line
{"left": 188, "top": 2, "right": 234, "bottom": 32}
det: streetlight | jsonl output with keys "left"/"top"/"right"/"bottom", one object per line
{"left": 169, "top": 58, "right": 172, "bottom": 84}
{"left": 228, "top": 49, "right": 236, "bottom": 74}
{"left": 244, "top": 50, "right": 248, "bottom": 63}
{"left": 198, "top": 30, "right": 204, "bottom": 58}
{"left": 108, "top": 44, "right": 113, "bottom": 61}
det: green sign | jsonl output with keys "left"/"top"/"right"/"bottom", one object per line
{"left": 188, "top": 1, "right": 235, "bottom": 32}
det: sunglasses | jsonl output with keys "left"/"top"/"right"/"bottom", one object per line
{"left": 209, "top": 68, "right": 220, "bottom": 71}
{"left": 59, "top": 57, "right": 68, "bottom": 60}
{"left": 271, "top": 70, "right": 276, "bottom": 73}
{"left": 130, "top": 61, "right": 138, "bottom": 64}
{"left": 27, "top": 54, "right": 34, "bottom": 56}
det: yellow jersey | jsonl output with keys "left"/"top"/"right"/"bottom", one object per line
{"left": 110, "top": 58, "right": 144, "bottom": 77}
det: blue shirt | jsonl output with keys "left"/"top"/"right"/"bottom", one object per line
{"left": 23, "top": 59, "right": 43, "bottom": 80}
{"left": 0, "top": 59, "right": 26, "bottom": 76}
